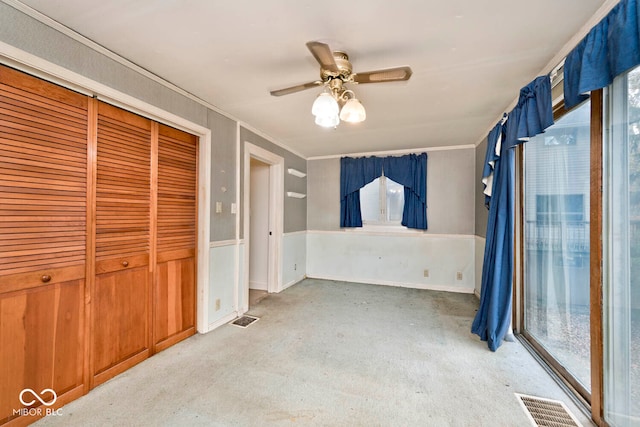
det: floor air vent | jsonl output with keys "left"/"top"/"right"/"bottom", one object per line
{"left": 515, "top": 393, "right": 583, "bottom": 427}
{"left": 231, "top": 315, "right": 259, "bottom": 328}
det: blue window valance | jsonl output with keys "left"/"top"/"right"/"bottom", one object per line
{"left": 512, "top": 76, "right": 554, "bottom": 145}
{"left": 473, "top": 76, "right": 554, "bottom": 351}
{"left": 340, "top": 153, "right": 428, "bottom": 229}
{"left": 564, "top": 0, "right": 640, "bottom": 108}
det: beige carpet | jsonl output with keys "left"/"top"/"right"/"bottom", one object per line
{"left": 34, "top": 279, "right": 594, "bottom": 426}
{"left": 249, "top": 289, "right": 269, "bottom": 307}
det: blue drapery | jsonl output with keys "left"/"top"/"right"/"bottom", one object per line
{"left": 473, "top": 119, "right": 514, "bottom": 351}
{"left": 564, "top": 0, "right": 640, "bottom": 108}
{"left": 340, "top": 156, "right": 383, "bottom": 227}
{"left": 340, "top": 153, "right": 428, "bottom": 229}
{"left": 472, "top": 76, "right": 554, "bottom": 351}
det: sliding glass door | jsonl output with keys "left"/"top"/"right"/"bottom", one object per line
{"left": 520, "top": 67, "right": 640, "bottom": 426}
{"left": 523, "top": 99, "right": 592, "bottom": 397}
{"left": 603, "top": 65, "right": 640, "bottom": 427}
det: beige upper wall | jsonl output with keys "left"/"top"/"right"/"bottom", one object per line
{"left": 239, "top": 127, "right": 307, "bottom": 235}
{"left": 308, "top": 148, "right": 476, "bottom": 235}
{"left": 307, "top": 158, "right": 341, "bottom": 231}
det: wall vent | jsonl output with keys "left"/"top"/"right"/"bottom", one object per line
{"left": 515, "top": 393, "right": 583, "bottom": 427}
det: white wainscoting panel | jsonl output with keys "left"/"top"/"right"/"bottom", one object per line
{"left": 307, "top": 230, "right": 475, "bottom": 293}
{"left": 208, "top": 242, "right": 238, "bottom": 329}
{"left": 282, "top": 231, "right": 307, "bottom": 290}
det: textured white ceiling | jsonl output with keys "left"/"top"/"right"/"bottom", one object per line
{"left": 19, "top": 0, "right": 606, "bottom": 157}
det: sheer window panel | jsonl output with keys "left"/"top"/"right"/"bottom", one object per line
{"left": 360, "top": 177, "right": 381, "bottom": 222}
{"left": 523, "top": 99, "right": 592, "bottom": 392}
{"left": 385, "top": 178, "right": 404, "bottom": 222}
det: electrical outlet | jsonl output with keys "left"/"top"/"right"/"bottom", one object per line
{"left": 215, "top": 299, "right": 221, "bottom": 311}
{"left": 456, "top": 272, "right": 463, "bottom": 280}
{"left": 423, "top": 269, "right": 429, "bottom": 277}
{"left": 294, "top": 263, "right": 297, "bottom": 271}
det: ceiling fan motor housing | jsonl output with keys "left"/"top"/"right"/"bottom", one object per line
{"left": 321, "top": 51, "right": 353, "bottom": 82}
{"left": 269, "top": 41, "right": 411, "bottom": 97}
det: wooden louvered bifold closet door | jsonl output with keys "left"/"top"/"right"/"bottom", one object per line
{"left": 0, "top": 65, "right": 87, "bottom": 423}
{"left": 154, "top": 124, "right": 197, "bottom": 351}
{"left": 91, "top": 102, "right": 152, "bottom": 387}
{"left": 0, "top": 65, "right": 199, "bottom": 424}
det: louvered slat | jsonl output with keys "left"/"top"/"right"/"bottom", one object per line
{"left": 156, "top": 125, "right": 197, "bottom": 253}
{"left": 95, "top": 103, "right": 151, "bottom": 262}
{"left": 0, "top": 67, "right": 87, "bottom": 280}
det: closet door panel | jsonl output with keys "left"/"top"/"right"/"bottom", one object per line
{"left": 154, "top": 124, "right": 197, "bottom": 350}
{"left": 155, "top": 253, "right": 195, "bottom": 351}
{"left": 0, "top": 281, "right": 84, "bottom": 424}
{"left": 92, "top": 267, "right": 148, "bottom": 384}
{"left": 0, "top": 65, "right": 86, "bottom": 423}
{"left": 92, "top": 102, "right": 151, "bottom": 384}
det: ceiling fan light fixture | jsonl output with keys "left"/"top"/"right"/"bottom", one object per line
{"left": 273, "top": 41, "right": 412, "bottom": 129}
{"left": 311, "top": 92, "right": 339, "bottom": 117}
{"left": 339, "top": 97, "right": 366, "bottom": 123}
{"left": 314, "top": 112, "right": 340, "bottom": 128}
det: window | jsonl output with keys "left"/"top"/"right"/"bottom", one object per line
{"left": 523, "top": 99, "right": 592, "bottom": 396}
{"left": 603, "top": 65, "right": 640, "bottom": 426}
{"left": 360, "top": 175, "right": 404, "bottom": 225}
{"left": 340, "top": 153, "right": 427, "bottom": 230}
{"left": 535, "top": 194, "right": 585, "bottom": 224}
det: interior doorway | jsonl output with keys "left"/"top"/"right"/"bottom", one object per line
{"left": 242, "top": 142, "right": 284, "bottom": 314}
{"left": 249, "top": 158, "right": 270, "bottom": 307}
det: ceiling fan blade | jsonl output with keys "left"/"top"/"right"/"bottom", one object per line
{"left": 270, "top": 81, "right": 322, "bottom": 97}
{"left": 306, "top": 41, "right": 339, "bottom": 73}
{"left": 353, "top": 66, "right": 413, "bottom": 84}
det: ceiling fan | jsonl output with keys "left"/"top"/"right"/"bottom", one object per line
{"left": 270, "top": 41, "right": 412, "bottom": 127}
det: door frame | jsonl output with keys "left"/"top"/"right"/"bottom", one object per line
{"left": 242, "top": 142, "right": 284, "bottom": 313}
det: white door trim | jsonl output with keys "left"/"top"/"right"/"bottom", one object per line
{"left": 242, "top": 142, "right": 284, "bottom": 313}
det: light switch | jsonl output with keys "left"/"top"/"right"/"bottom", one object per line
{"left": 231, "top": 203, "right": 237, "bottom": 214}
{"left": 215, "top": 201, "right": 222, "bottom": 213}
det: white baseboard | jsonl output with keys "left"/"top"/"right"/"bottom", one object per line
{"left": 282, "top": 275, "right": 306, "bottom": 291}
{"left": 474, "top": 289, "right": 481, "bottom": 299}
{"left": 204, "top": 311, "right": 239, "bottom": 333}
{"left": 249, "top": 280, "right": 267, "bottom": 290}
{"left": 306, "top": 274, "right": 475, "bottom": 294}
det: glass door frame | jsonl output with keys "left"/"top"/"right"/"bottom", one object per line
{"left": 515, "top": 90, "right": 605, "bottom": 426}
